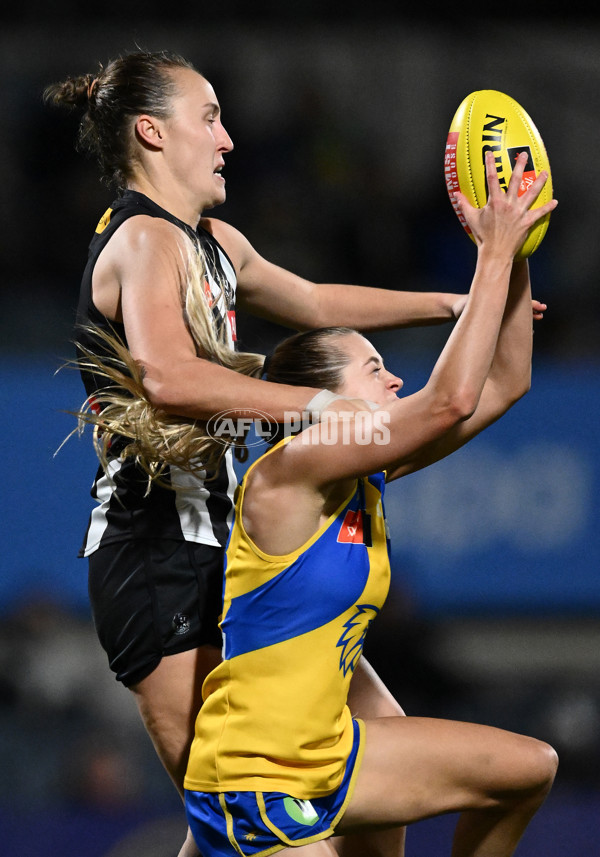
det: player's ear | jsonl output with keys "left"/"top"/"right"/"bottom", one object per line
{"left": 135, "top": 114, "right": 165, "bottom": 149}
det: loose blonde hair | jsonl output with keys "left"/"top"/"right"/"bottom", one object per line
{"left": 72, "top": 237, "right": 264, "bottom": 482}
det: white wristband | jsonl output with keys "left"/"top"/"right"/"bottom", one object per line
{"left": 304, "top": 390, "right": 381, "bottom": 419}
{"left": 304, "top": 389, "right": 344, "bottom": 419}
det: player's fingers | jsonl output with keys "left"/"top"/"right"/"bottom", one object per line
{"left": 450, "top": 189, "right": 476, "bottom": 220}
{"left": 484, "top": 149, "right": 504, "bottom": 199}
{"left": 519, "top": 169, "right": 553, "bottom": 211}
{"left": 532, "top": 299, "right": 546, "bottom": 321}
{"left": 451, "top": 188, "right": 468, "bottom": 208}
{"left": 524, "top": 195, "right": 558, "bottom": 226}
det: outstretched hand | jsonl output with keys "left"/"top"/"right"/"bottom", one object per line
{"left": 452, "top": 293, "right": 546, "bottom": 321}
{"left": 452, "top": 150, "right": 557, "bottom": 259}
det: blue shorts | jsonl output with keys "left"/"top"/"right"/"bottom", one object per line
{"left": 185, "top": 718, "right": 365, "bottom": 856}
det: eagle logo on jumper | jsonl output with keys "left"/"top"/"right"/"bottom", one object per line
{"left": 337, "top": 604, "right": 379, "bottom": 676}
{"left": 283, "top": 797, "right": 319, "bottom": 826}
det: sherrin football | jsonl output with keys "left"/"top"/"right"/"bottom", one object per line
{"left": 444, "top": 90, "right": 552, "bottom": 259}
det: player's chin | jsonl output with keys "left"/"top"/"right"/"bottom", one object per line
{"left": 203, "top": 191, "right": 226, "bottom": 211}
{"left": 206, "top": 181, "right": 227, "bottom": 205}
{"left": 370, "top": 395, "right": 397, "bottom": 408}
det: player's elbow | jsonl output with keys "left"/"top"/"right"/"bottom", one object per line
{"left": 512, "top": 376, "right": 532, "bottom": 405}
{"left": 425, "top": 393, "right": 476, "bottom": 439}
{"left": 445, "top": 386, "right": 481, "bottom": 423}
{"left": 419, "top": 385, "right": 477, "bottom": 435}
{"left": 141, "top": 367, "right": 192, "bottom": 415}
{"left": 300, "top": 302, "right": 327, "bottom": 331}
{"left": 143, "top": 378, "right": 179, "bottom": 412}
{"left": 517, "top": 369, "right": 532, "bottom": 399}
{"left": 142, "top": 361, "right": 226, "bottom": 419}
{"left": 499, "top": 370, "right": 532, "bottom": 409}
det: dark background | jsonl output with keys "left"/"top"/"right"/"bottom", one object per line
{"left": 1, "top": 7, "right": 599, "bottom": 856}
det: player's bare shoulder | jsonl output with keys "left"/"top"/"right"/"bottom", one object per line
{"left": 104, "top": 216, "right": 193, "bottom": 289}
{"left": 93, "top": 215, "right": 194, "bottom": 321}
{"left": 90, "top": 215, "right": 178, "bottom": 320}
{"left": 200, "top": 216, "right": 254, "bottom": 272}
{"left": 114, "top": 214, "right": 189, "bottom": 260}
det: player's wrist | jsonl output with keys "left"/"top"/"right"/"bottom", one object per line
{"left": 304, "top": 390, "right": 380, "bottom": 421}
{"left": 304, "top": 389, "right": 344, "bottom": 419}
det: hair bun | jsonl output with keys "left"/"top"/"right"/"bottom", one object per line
{"left": 87, "top": 76, "right": 99, "bottom": 102}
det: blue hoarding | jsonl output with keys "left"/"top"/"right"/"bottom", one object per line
{"left": 1, "top": 356, "right": 598, "bottom": 617}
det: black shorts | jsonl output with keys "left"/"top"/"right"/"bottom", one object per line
{"left": 88, "top": 539, "right": 224, "bottom": 687}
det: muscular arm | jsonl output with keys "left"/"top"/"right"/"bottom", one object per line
{"left": 245, "top": 153, "right": 556, "bottom": 507}
{"left": 277, "top": 247, "right": 515, "bottom": 485}
{"left": 385, "top": 258, "right": 535, "bottom": 481}
{"left": 241, "top": 246, "right": 514, "bottom": 556}
{"left": 206, "top": 218, "right": 463, "bottom": 332}
{"left": 95, "top": 217, "right": 318, "bottom": 421}
{"left": 94, "top": 212, "right": 461, "bottom": 422}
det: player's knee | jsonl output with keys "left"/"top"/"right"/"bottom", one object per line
{"left": 533, "top": 740, "right": 559, "bottom": 793}
{"left": 518, "top": 737, "right": 558, "bottom": 798}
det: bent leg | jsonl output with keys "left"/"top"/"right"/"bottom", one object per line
{"left": 333, "top": 658, "right": 406, "bottom": 857}
{"left": 279, "top": 841, "right": 339, "bottom": 856}
{"left": 338, "top": 716, "right": 557, "bottom": 857}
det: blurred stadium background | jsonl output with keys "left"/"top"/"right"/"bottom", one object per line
{"left": 1, "top": 6, "right": 599, "bottom": 855}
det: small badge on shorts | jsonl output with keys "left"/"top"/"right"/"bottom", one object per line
{"left": 172, "top": 613, "right": 190, "bottom": 635}
{"left": 282, "top": 797, "right": 319, "bottom": 826}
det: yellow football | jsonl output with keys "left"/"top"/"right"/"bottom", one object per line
{"left": 444, "top": 90, "right": 553, "bottom": 259}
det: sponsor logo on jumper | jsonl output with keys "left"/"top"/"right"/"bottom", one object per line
{"left": 227, "top": 309, "right": 237, "bottom": 341}
{"left": 88, "top": 395, "right": 102, "bottom": 416}
{"left": 337, "top": 510, "right": 372, "bottom": 546}
{"left": 95, "top": 208, "right": 112, "bottom": 234}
